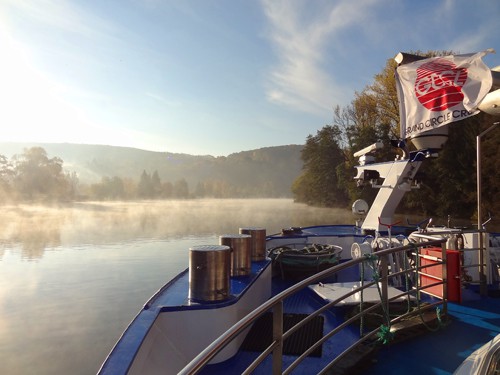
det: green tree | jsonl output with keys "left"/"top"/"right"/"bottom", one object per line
{"left": 161, "top": 181, "right": 173, "bottom": 198}
{"left": 12, "top": 147, "right": 72, "bottom": 201}
{"left": 0, "top": 155, "right": 14, "bottom": 201}
{"left": 173, "top": 178, "right": 189, "bottom": 198}
{"left": 194, "top": 181, "right": 206, "bottom": 198}
{"left": 66, "top": 171, "right": 80, "bottom": 200}
{"left": 90, "top": 178, "right": 108, "bottom": 200}
{"left": 333, "top": 99, "right": 393, "bottom": 206}
{"left": 98, "top": 176, "right": 126, "bottom": 200}
{"left": 479, "top": 114, "right": 500, "bottom": 228}
{"left": 137, "top": 170, "right": 153, "bottom": 198}
{"left": 292, "top": 125, "right": 348, "bottom": 207}
{"left": 151, "top": 170, "right": 162, "bottom": 198}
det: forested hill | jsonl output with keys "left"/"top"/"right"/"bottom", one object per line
{"left": 0, "top": 142, "right": 303, "bottom": 198}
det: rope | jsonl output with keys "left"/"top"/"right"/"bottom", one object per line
{"left": 376, "top": 324, "right": 394, "bottom": 345}
{"left": 359, "top": 242, "right": 447, "bottom": 344}
{"left": 360, "top": 253, "right": 394, "bottom": 344}
{"left": 366, "top": 254, "right": 394, "bottom": 345}
{"left": 366, "top": 254, "right": 391, "bottom": 326}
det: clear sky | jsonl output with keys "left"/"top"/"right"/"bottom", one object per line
{"left": 1, "top": 0, "right": 498, "bottom": 156}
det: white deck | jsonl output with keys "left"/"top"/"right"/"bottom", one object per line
{"left": 309, "top": 281, "right": 413, "bottom": 305}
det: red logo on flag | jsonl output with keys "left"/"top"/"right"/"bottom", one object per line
{"left": 414, "top": 59, "right": 468, "bottom": 111}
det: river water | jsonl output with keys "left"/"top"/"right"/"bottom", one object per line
{"left": 0, "top": 199, "right": 353, "bottom": 375}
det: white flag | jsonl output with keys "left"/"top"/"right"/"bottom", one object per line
{"left": 395, "top": 50, "right": 493, "bottom": 140}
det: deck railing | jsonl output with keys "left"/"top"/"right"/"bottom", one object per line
{"left": 179, "top": 234, "right": 448, "bottom": 375}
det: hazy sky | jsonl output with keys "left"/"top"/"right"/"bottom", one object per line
{"left": 1, "top": 0, "right": 498, "bottom": 156}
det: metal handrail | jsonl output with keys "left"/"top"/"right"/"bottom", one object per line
{"left": 179, "top": 235, "right": 447, "bottom": 375}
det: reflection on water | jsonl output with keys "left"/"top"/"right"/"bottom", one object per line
{"left": 0, "top": 199, "right": 353, "bottom": 375}
{"left": 0, "top": 199, "right": 352, "bottom": 260}
{"left": 0, "top": 207, "right": 63, "bottom": 259}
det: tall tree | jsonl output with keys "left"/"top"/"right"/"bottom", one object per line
{"left": 161, "top": 181, "right": 173, "bottom": 198}
{"left": 137, "top": 170, "right": 153, "bottom": 198}
{"left": 173, "top": 178, "right": 189, "bottom": 198}
{"left": 12, "top": 147, "right": 71, "bottom": 201}
{"left": 479, "top": 114, "right": 500, "bottom": 228}
{"left": 0, "top": 155, "right": 14, "bottom": 201}
{"left": 292, "top": 125, "right": 348, "bottom": 207}
{"left": 151, "top": 170, "right": 162, "bottom": 198}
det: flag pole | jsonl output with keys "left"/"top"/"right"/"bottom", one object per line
{"left": 477, "top": 121, "right": 499, "bottom": 295}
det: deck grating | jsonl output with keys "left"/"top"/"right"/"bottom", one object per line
{"left": 241, "top": 312, "right": 324, "bottom": 357}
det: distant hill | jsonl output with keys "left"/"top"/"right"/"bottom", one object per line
{"left": 0, "top": 143, "right": 304, "bottom": 197}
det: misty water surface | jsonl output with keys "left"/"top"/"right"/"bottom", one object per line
{"left": 0, "top": 199, "right": 354, "bottom": 375}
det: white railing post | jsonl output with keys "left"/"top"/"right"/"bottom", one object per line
{"left": 477, "top": 121, "right": 498, "bottom": 296}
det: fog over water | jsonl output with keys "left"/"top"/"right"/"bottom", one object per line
{"left": 0, "top": 199, "right": 354, "bottom": 375}
{"left": 0, "top": 199, "right": 354, "bottom": 259}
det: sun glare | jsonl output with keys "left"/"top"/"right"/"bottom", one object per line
{"left": 0, "top": 31, "right": 117, "bottom": 147}
{"left": 1, "top": 36, "right": 61, "bottom": 139}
